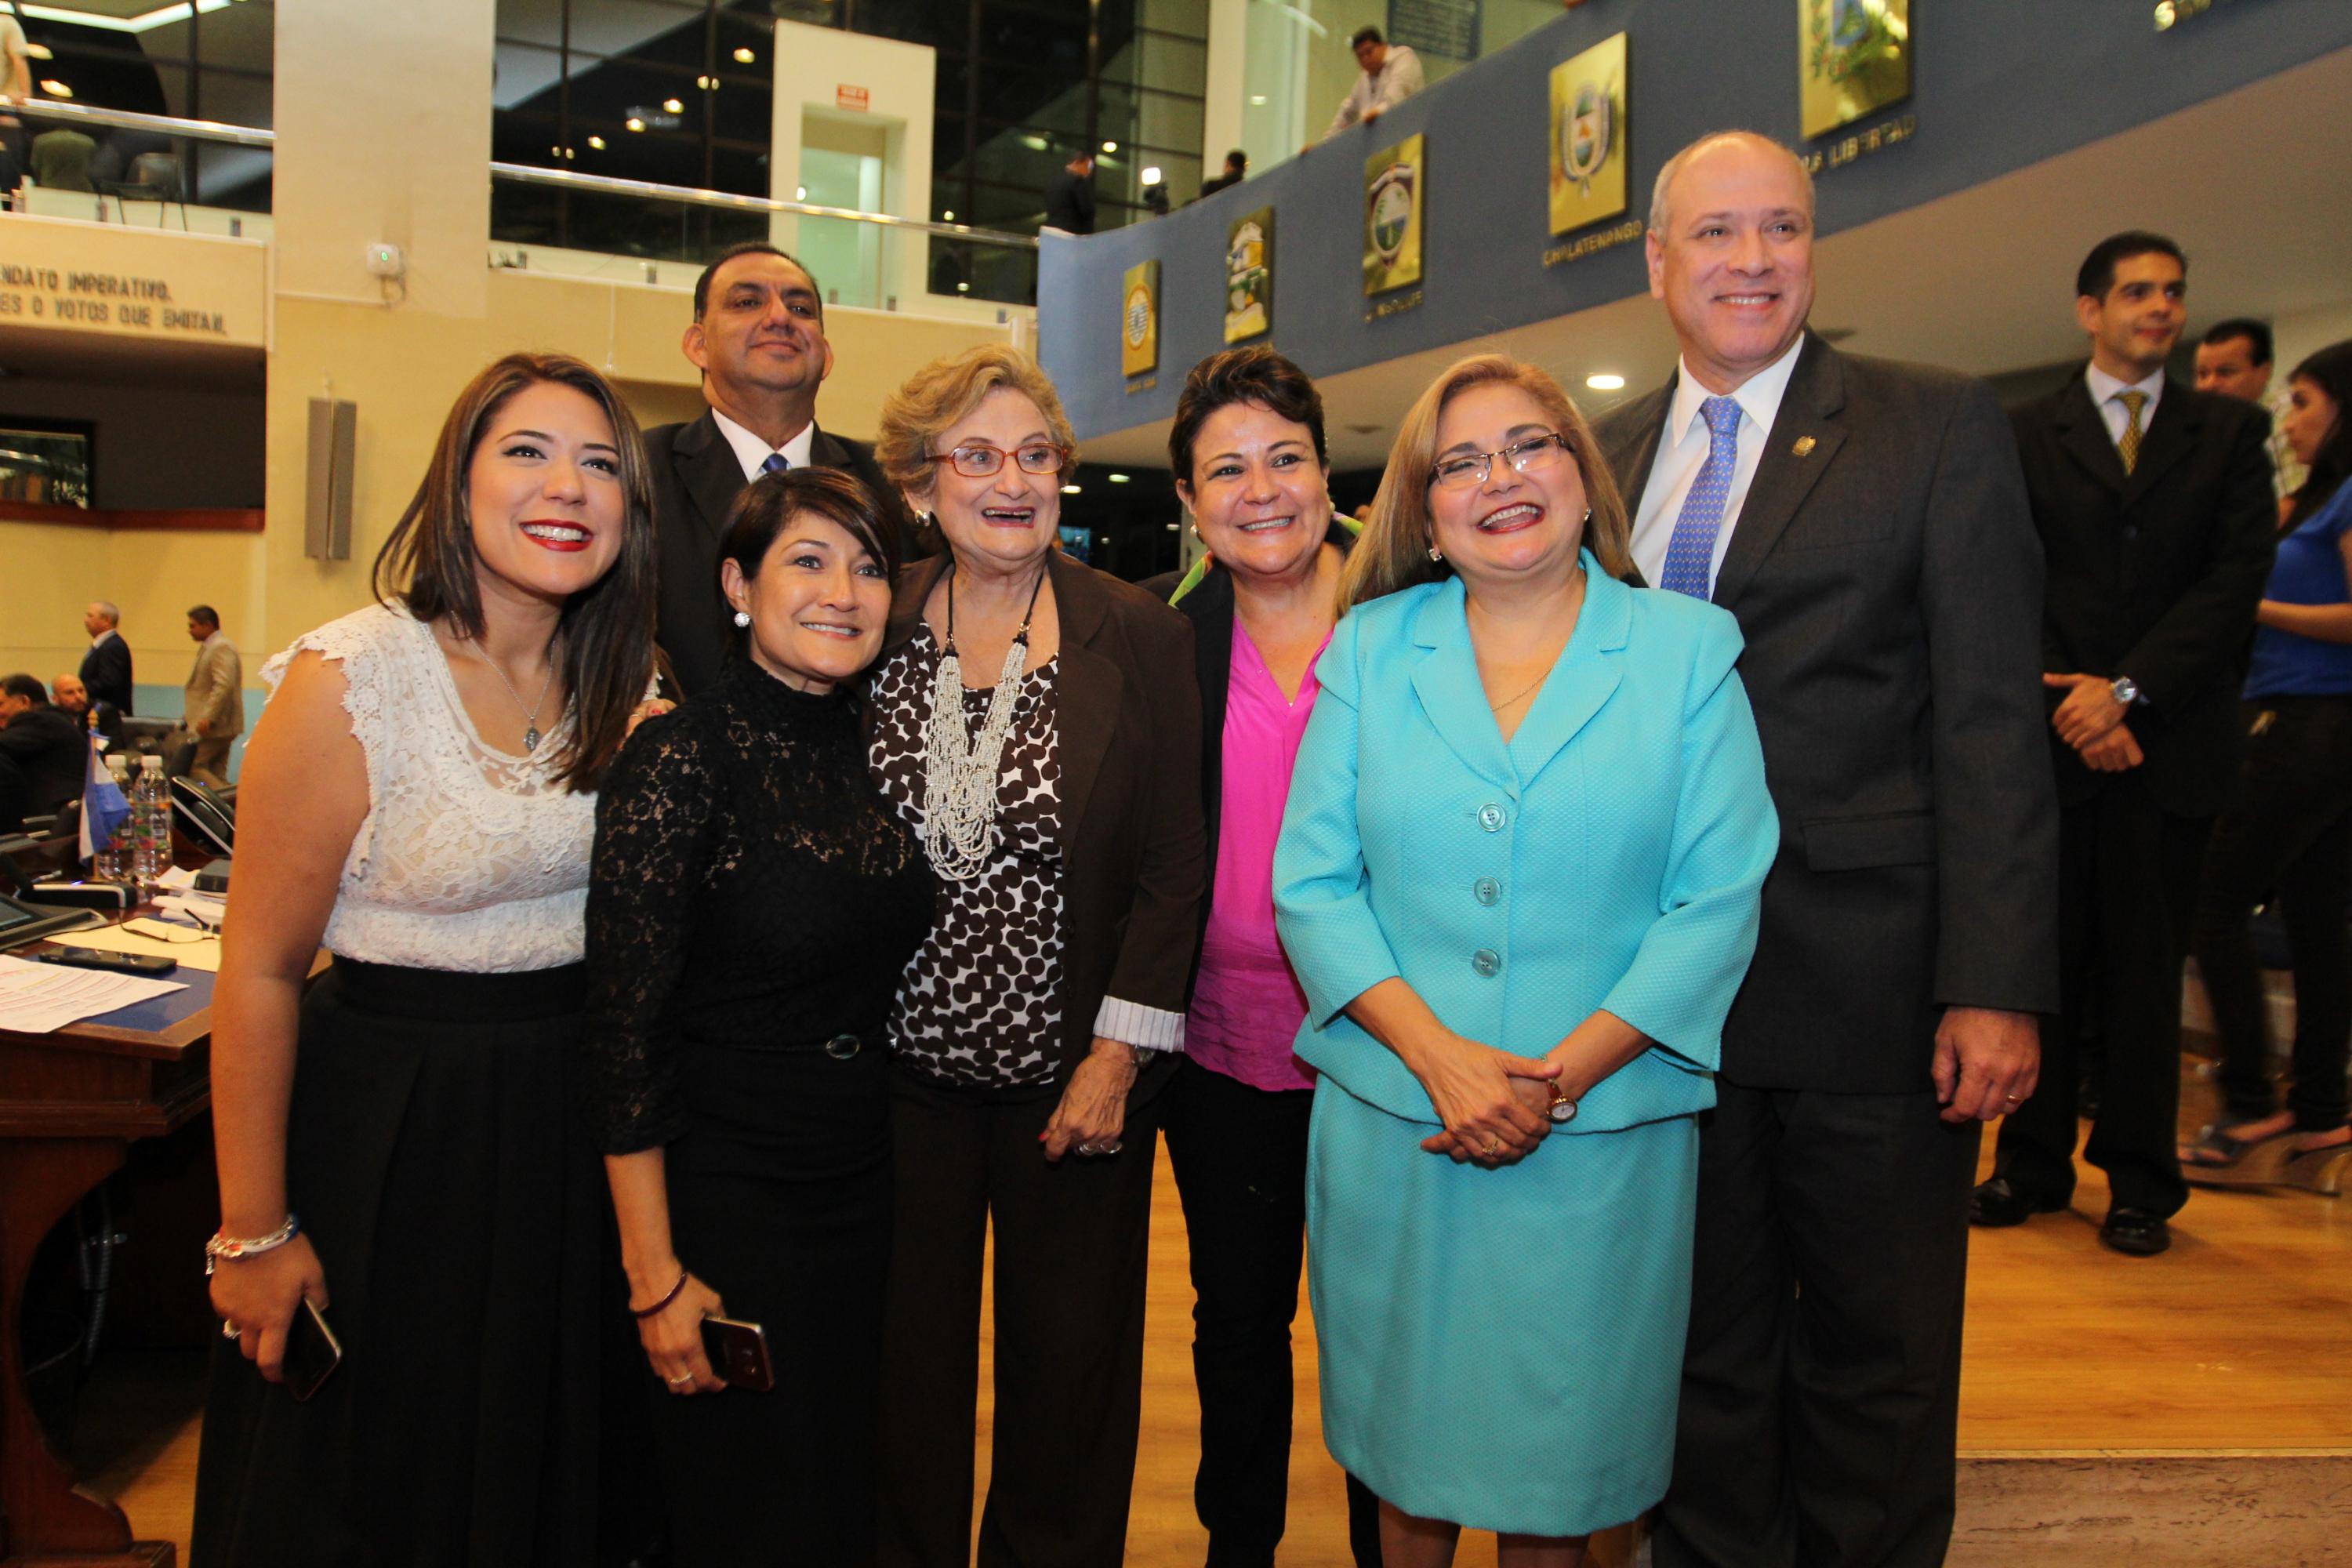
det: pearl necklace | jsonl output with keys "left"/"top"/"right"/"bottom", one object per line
{"left": 923, "top": 564, "right": 1048, "bottom": 881}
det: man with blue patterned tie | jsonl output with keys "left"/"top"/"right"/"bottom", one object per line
{"left": 1594, "top": 132, "right": 2058, "bottom": 1568}
{"left": 645, "top": 241, "right": 916, "bottom": 698}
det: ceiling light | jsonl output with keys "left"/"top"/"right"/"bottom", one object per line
{"left": 942, "top": 209, "right": 954, "bottom": 220}
{"left": 1022, "top": 134, "right": 1048, "bottom": 151}
{"left": 796, "top": 186, "right": 807, "bottom": 201}
{"left": 733, "top": 46, "right": 756, "bottom": 64}
{"left": 1061, "top": 483, "right": 1082, "bottom": 494}
{"left": 1249, "top": 95, "right": 1267, "bottom": 106}
{"left": 39, "top": 79, "right": 71, "bottom": 99}
{"left": 1108, "top": 474, "right": 1130, "bottom": 483}
{"left": 956, "top": 281, "right": 971, "bottom": 292}
{"left": 588, "top": 136, "right": 606, "bottom": 150}
{"left": 1166, "top": 522, "right": 1179, "bottom": 531}
{"left": 1141, "top": 166, "right": 1162, "bottom": 184}
{"left": 1585, "top": 373, "right": 1626, "bottom": 391}
{"left": 626, "top": 117, "right": 646, "bottom": 132}
{"left": 696, "top": 74, "right": 717, "bottom": 90}
{"left": 662, "top": 97, "right": 684, "bottom": 114}
{"left": 1101, "top": 140, "right": 1118, "bottom": 154}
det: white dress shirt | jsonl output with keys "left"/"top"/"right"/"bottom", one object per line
{"left": 1323, "top": 45, "right": 1426, "bottom": 140}
{"left": 710, "top": 408, "right": 818, "bottom": 483}
{"left": 2084, "top": 364, "right": 2165, "bottom": 451}
{"left": 1628, "top": 336, "right": 1807, "bottom": 595}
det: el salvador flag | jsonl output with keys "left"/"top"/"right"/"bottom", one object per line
{"left": 79, "top": 741, "right": 129, "bottom": 866}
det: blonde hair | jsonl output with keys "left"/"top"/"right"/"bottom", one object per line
{"left": 1342, "top": 354, "right": 1633, "bottom": 608}
{"left": 876, "top": 345, "right": 1079, "bottom": 506}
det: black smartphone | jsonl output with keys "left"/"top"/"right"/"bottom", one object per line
{"left": 281, "top": 1298, "right": 343, "bottom": 1402}
{"left": 699, "top": 1315, "right": 774, "bottom": 1393}
{"left": 28, "top": 946, "right": 177, "bottom": 976}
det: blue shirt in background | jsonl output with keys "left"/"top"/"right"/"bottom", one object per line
{"left": 2246, "top": 478, "right": 2352, "bottom": 699}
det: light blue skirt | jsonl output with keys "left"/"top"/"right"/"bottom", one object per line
{"left": 1305, "top": 1078, "right": 1698, "bottom": 1537}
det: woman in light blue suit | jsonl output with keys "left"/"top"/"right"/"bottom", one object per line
{"left": 1274, "top": 356, "right": 1777, "bottom": 1567}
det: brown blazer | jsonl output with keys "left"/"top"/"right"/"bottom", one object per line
{"left": 879, "top": 547, "right": 1207, "bottom": 1094}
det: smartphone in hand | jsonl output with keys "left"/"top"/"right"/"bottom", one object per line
{"left": 282, "top": 1298, "right": 343, "bottom": 1402}
{"left": 699, "top": 1316, "right": 774, "bottom": 1393}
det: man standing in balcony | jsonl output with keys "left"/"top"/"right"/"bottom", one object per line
{"left": 1319, "top": 27, "right": 1424, "bottom": 143}
{"left": 647, "top": 241, "right": 913, "bottom": 699}
{"left": 1593, "top": 131, "right": 2056, "bottom": 1568}
{"left": 1043, "top": 149, "right": 1097, "bottom": 237}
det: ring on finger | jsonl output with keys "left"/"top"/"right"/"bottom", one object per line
{"left": 666, "top": 1372, "right": 694, "bottom": 1385}
{"left": 221, "top": 1320, "right": 241, "bottom": 1341}
{"left": 1482, "top": 1135, "right": 1504, "bottom": 1157}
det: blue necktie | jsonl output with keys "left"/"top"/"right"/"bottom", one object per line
{"left": 1659, "top": 395, "right": 1744, "bottom": 600}
{"left": 762, "top": 452, "right": 791, "bottom": 477}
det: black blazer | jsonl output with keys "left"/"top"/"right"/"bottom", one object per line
{"left": 879, "top": 548, "right": 1206, "bottom": 1094}
{"left": 2009, "top": 371, "right": 2277, "bottom": 818}
{"left": 646, "top": 410, "right": 917, "bottom": 700}
{"left": 0, "top": 702, "right": 90, "bottom": 830}
{"left": 1594, "top": 333, "right": 2060, "bottom": 1093}
{"left": 1143, "top": 518, "right": 1356, "bottom": 892}
{"left": 80, "top": 631, "right": 133, "bottom": 715}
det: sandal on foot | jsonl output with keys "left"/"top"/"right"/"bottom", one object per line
{"left": 2181, "top": 1118, "right": 2283, "bottom": 1169}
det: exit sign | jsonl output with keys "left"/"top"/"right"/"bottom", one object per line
{"left": 837, "top": 85, "right": 869, "bottom": 111}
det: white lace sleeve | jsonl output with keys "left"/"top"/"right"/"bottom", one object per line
{"left": 262, "top": 603, "right": 601, "bottom": 973}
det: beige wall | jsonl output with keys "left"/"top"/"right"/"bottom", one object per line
{"left": 13, "top": 0, "right": 1014, "bottom": 713}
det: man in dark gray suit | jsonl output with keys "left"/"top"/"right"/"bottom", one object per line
{"left": 1593, "top": 132, "right": 2059, "bottom": 1568}
{"left": 646, "top": 241, "right": 913, "bottom": 699}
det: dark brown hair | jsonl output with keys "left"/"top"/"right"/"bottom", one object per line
{"left": 371, "top": 352, "right": 659, "bottom": 792}
{"left": 1168, "top": 346, "right": 1328, "bottom": 491}
{"left": 2287, "top": 339, "right": 2352, "bottom": 528}
{"left": 719, "top": 468, "right": 901, "bottom": 664}
{"left": 692, "top": 241, "right": 820, "bottom": 321}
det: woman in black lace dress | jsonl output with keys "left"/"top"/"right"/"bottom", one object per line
{"left": 579, "top": 468, "right": 935, "bottom": 1565}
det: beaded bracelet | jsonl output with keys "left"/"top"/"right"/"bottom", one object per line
{"left": 204, "top": 1213, "right": 301, "bottom": 1277}
{"left": 630, "top": 1269, "right": 689, "bottom": 1319}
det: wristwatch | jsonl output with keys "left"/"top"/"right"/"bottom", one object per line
{"left": 2111, "top": 675, "right": 2141, "bottom": 706}
{"left": 1547, "top": 1081, "right": 1579, "bottom": 1124}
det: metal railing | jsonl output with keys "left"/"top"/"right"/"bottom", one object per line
{"left": 488, "top": 162, "right": 1035, "bottom": 250}
{"left": 4, "top": 98, "right": 279, "bottom": 150}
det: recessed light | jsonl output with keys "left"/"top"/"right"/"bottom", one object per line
{"left": 1108, "top": 474, "right": 1130, "bottom": 483}
{"left": 1585, "top": 373, "right": 1626, "bottom": 391}
{"left": 626, "top": 117, "right": 646, "bottom": 132}
{"left": 39, "top": 79, "right": 71, "bottom": 99}
{"left": 796, "top": 186, "right": 807, "bottom": 201}
{"left": 942, "top": 209, "right": 954, "bottom": 220}
{"left": 1062, "top": 483, "right": 1082, "bottom": 494}
{"left": 1141, "top": 166, "right": 1162, "bottom": 184}
{"left": 1102, "top": 140, "right": 1117, "bottom": 154}
{"left": 662, "top": 97, "right": 684, "bottom": 114}
{"left": 1249, "top": 95, "right": 1267, "bottom": 106}
{"left": 588, "top": 136, "right": 606, "bottom": 150}
{"left": 956, "top": 281, "right": 971, "bottom": 292}
{"left": 733, "top": 47, "right": 756, "bottom": 64}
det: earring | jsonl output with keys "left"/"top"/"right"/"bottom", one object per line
{"left": 732, "top": 610, "right": 751, "bottom": 628}
{"left": 1189, "top": 524, "right": 1203, "bottom": 541}
{"left": 1427, "top": 546, "right": 1443, "bottom": 563}
{"left": 1583, "top": 508, "right": 1593, "bottom": 524}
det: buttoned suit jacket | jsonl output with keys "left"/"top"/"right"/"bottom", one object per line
{"left": 1274, "top": 565, "right": 1777, "bottom": 1131}
{"left": 2009, "top": 369, "right": 2277, "bottom": 818}
{"left": 183, "top": 634, "right": 244, "bottom": 739}
{"left": 80, "top": 630, "right": 133, "bottom": 716}
{"left": 646, "top": 410, "right": 916, "bottom": 700}
{"left": 1593, "top": 333, "right": 2060, "bottom": 1092}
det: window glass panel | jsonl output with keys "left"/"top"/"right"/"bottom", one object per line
{"left": 495, "top": 40, "right": 568, "bottom": 114}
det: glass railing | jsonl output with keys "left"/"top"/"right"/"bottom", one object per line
{"left": 488, "top": 163, "right": 1041, "bottom": 310}
{"left": 5, "top": 100, "right": 274, "bottom": 235}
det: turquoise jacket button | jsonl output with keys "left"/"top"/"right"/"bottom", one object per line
{"left": 1472, "top": 949, "right": 1501, "bottom": 978}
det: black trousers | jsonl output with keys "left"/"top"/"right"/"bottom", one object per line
{"left": 2190, "top": 695, "right": 2352, "bottom": 1132}
{"left": 1161, "top": 1060, "right": 1383, "bottom": 1568}
{"left": 1653, "top": 1076, "right": 1980, "bottom": 1568}
{"left": 1996, "top": 776, "right": 2207, "bottom": 1216}
{"left": 875, "top": 1064, "right": 1160, "bottom": 1568}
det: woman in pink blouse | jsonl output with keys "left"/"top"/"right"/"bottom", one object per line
{"left": 1150, "top": 347, "right": 1378, "bottom": 1568}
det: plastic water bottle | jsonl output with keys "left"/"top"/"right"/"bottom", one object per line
{"left": 130, "top": 755, "right": 172, "bottom": 895}
{"left": 93, "top": 755, "right": 132, "bottom": 882}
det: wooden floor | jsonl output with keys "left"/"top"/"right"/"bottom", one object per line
{"left": 64, "top": 1066, "right": 2352, "bottom": 1565}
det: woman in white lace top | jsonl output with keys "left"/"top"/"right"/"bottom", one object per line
{"left": 194, "top": 353, "right": 662, "bottom": 1566}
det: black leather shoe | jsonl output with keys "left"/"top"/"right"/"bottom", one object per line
{"left": 1969, "top": 1177, "right": 2064, "bottom": 1227}
{"left": 2100, "top": 1207, "right": 2171, "bottom": 1256}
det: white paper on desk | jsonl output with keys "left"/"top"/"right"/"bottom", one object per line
{"left": 48, "top": 924, "right": 226, "bottom": 973}
{"left": 0, "top": 954, "right": 187, "bottom": 1033}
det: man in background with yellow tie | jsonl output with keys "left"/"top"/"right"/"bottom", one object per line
{"left": 1979, "top": 231, "right": 2278, "bottom": 1257}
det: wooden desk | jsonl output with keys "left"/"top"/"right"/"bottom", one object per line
{"left": 0, "top": 964, "right": 221, "bottom": 1568}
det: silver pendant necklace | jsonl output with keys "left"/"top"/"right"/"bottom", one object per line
{"left": 923, "top": 564, "right": 1048, "bottom": 880}
{"left": 466, "top": 637, "right": 558, "bottom": 752}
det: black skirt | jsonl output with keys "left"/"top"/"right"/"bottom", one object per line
{"left": 191, "top": 958, "right": 608, "bottom": 1568}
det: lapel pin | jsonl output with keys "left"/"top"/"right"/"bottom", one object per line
{"left": 1792, "top": 436, "right": 1817, "bottom": 458}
